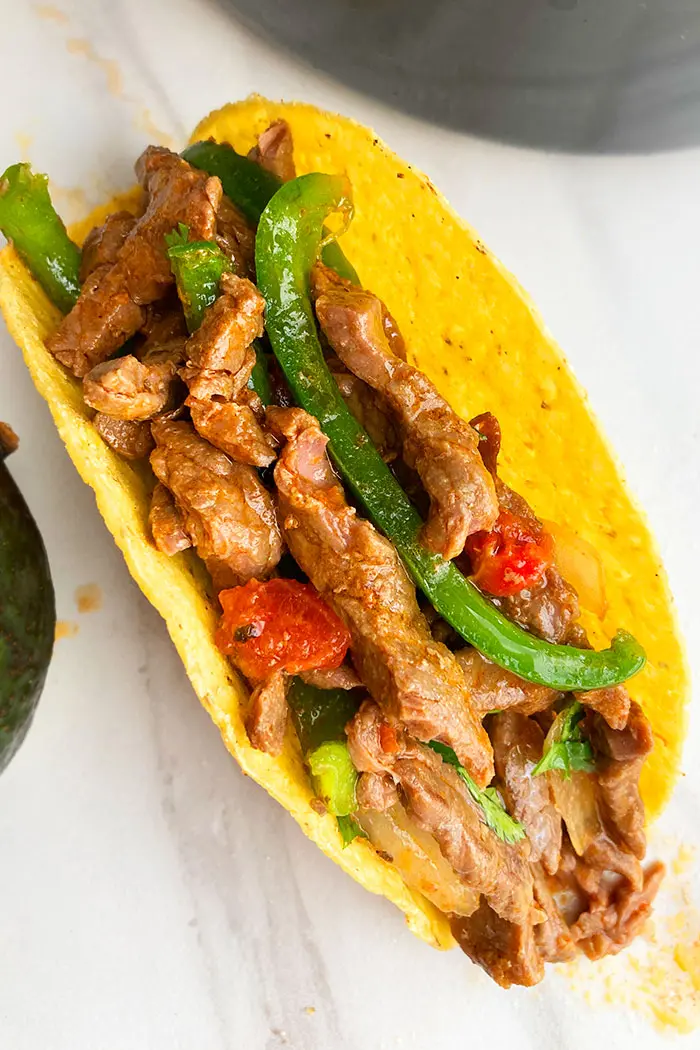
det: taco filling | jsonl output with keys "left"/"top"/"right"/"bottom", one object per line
{"left": 0, "top": 116, "right": 668, "bottom": 987}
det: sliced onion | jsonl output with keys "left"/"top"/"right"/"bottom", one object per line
{"left": 550, "top": 770, "right": 602, "bottom": 856}
{"left": 544, "top": 519, "right": 607, "bottom": 618}
{"left": 358, "top": 803, "right": 479, "bottom": 917}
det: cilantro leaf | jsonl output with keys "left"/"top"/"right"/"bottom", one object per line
{"left": 336, "top": 814, "right": 368, "bottom": 848}
{"left": 427, "top": 740, "right": 526, "bottom": 846}
{"left": 532, "top": 700, "right": 596, "bottom": 778}
{"left": 164, "top": 222, "right": 190, "bottom": 250}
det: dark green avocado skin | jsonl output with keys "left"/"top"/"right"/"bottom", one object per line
{"left": 0, "top": 454, "right": 55, "bottom": 773}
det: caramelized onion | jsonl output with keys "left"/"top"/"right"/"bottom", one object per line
{"left": 358, "top": 803, "right": 479, "bottom": 917}
{"left": 550, "top": 770, "right": 601, "bottom": 856}
{"left": 544, "top": 520, "right": 607, "bottom": 618}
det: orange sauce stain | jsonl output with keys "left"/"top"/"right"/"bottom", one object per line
{"left": 34, "top": 4, "right": 68, "bottom": 23}
{"left": 134, "top": 108, "right": 177, "bottom": 149}
{"left": 75, "top": 583, "right": 102, "bottom": 614}
{"left": 54, "top": 620, "right": 79, "bottom": 641}
{"left": 13, "top": 132, "right": 33, "bottom": 162}
{"left": 66, "top": 38, "right": 123, "bottom": 98}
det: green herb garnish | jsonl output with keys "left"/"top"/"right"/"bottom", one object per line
{"left": 336, "top": 814, "right": 368, "bottom": 847}
{"left": 532, "top": 700, "right": 596, "bottom": 778}
{"left": 427, "top": 740, "right": 526, "bottom": 845}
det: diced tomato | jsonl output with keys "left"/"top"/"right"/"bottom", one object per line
{"left": 216, "top": 578, "right": 351, "bottom": 680}
{"left": 464, "top": 508, "right": 554, "bottom": 597}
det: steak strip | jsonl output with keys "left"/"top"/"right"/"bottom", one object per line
{"left": 313, "top": 265, "right": 498, "bottom": 559}
{"left": 270, "top": 406, "right": 494, "bottom": 786}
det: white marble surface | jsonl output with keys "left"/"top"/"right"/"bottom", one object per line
{"left": 1, "top": 3, "right": 699, "bottom": 1047}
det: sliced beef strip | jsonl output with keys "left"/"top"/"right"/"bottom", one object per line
{"left": 299, "top": 664, "right": 362, "bottom": 690}
{"left": 313, "top": 263, "right": 407, "bottom": 361}
{"left": 83, "top": 355, "right": 177, "bottom": 421}
{"left": 356, "top": 771, "right": 400, "bottom": 812}
{"left": 451, "top": 897, "right": 545, "bottom": 989}
{"left": 270, "top": 406, "right": 494, "bottom": 786}
{"left": 577, "top": 685, "right": 631, "bottom": 733}
{"left": 531, "top": 864, "right": 577, "bottom": 963}
{"left": 455, "top": 647, "right": 560, "bottom": 717}
{"left": 586, "top": 701, "right": 653, "bottom": 860}
{"left": 346, "top": 700, "right": 533, "bottom": 925}
{"left": 184, "top": 273, "right": 264, "bottom": 372}
{"left": 182, "top": 272, "right": 276, "bottom": 466}
{"left": 189, "top": 395, "right": 276, "bottom": 468}
{"left": 150, "top": 419, "right": 282, "bottom": 591}
{"left": 216, "top": 195, "right": 256, "bottom": 278}
{"left": 79, "top": 211, "right": 137, "bottom": 282}
{"left": 149, "top": 481, "right": 192, "bottom": 556}
{"left": 490, "top": 712, "right": 562, "bottom": 875}
{"left": 313, "top": 266, "right": 498, "bottom": 559}
{"left": 47, "top": 147, "right": 221, "bottom": 377}
{"left": 247, "top": 119, "right": 296, "bottom": 182}
{"left": 570, "top": 860, "right": 665, "bottom": 960}
{"left": 93, "top": 414, "right": 154, "bottom": 460}
{"left": 246, "top": 670, "right": 289, "bottom": 756}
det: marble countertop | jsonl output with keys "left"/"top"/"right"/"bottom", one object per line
{"left": 1, "top": 3, "right": 699, "bottom": 1047}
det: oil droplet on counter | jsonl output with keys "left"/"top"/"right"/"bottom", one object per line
{"left": 55, "top": 620, "right": 79, "bottom": 641}
{"left": 75, "top": 583, "right": 102, "bottom": 614}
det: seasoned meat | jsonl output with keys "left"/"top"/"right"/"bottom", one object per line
{"left": 578, "top": 685, "right": 631, "bottom": 732}
{"left": 247, "top": 119, "right": 296, "bottom": 182}
{"left": 246, "top": 671, "right": 288, "bottom": 756}
{"left": 79, "top": 211, "right": 136, "bottom": 282}
{"left": 188, "top": 393, "right": 276, "bottom": 468}
{"left": 299, "top": 664, "right": 362, "bottom": 690}
{"left": 356, "top": 771, "right": 399, "bottom": 812}
{"left": 331, "top": 369, "right": 400, "bottom": 462}
{"left": 314, "top": 263, "right": 406, "bottom": 361}
{"left": 455, "top": 647, "right": 560, "bottom": 717}
{"left": 491, "top": 712, "right": 562, "bottom": 875}
{"left": 270, "top": 406, "right": 494, "bottom": 786}
{"left": 182, "top": 272, "right": 274, "bottom": 465}
{"left": 587, "top": 701, "right": 653, "bottom": 860}
{"left": 184, "top": 273, "right": 264, "bottom": 373}
{"left": 347, "top": 701, "right": 533, "bottom": 924}
{"left": 93, "top": 413, "right": 154, "bottom": 460}
{"left": 216, "top": 195, "right": 256, "bottom": 277}
{"left": 531, "top": 865, "right": 577, "bottom": 963}
{"left": 150, "top": 419, "right": 282, "bottom": 591}
{"left": 570, "top": 860, "right": 664, "bottom": 960}
{"left": 47, "top": 147, "right": 221, "bottom": 376}
{"left": 149, "top": 482, "right": 192, "bottom": 556}
{"left": 451, "top": 898, "right": 544, "bottom": 989}
{"left": 313, "top": 267, "right": 498, "bottom": 558}
{"left": 83, "top": 355, "right": 177, "bottom": 421}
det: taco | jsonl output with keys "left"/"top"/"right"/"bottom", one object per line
{"left": 0, "top": 97, "right": 688, "bottom": 985}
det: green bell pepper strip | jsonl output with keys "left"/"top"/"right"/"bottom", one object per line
{"left": 255, "top": 172, "right": 646, "bottom": 691}
{"left": 165, "top": 224, "right": 272, "bottom": 404}
{"left": 0, "top": 163, "right": 81, "bottom": 313}
{"left": 287, "top": 677, "right": 361, "bottom": 753}
{"left": 182, "top": 140, "right": 359, "bottom": 285}
{"left": 287, "top": 678, "right": 366, "bottom": 845}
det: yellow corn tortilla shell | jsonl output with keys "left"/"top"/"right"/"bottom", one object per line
{"left": 0, "top": 97, "right": 688, "bottom": 954}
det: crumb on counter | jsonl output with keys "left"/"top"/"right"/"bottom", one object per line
{"left": 75, "top": 583, "right": 102, "bottom": 614}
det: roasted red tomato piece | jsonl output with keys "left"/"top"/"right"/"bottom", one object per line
{"left": 464, "top": 508, "right": 554, "bottom": 597}
{"left": 216, "top": 578, "right": 351, "bottom": 680}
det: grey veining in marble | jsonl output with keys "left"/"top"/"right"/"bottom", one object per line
{"left": 0, "top": 2, "right": 698, "bottom": 1048}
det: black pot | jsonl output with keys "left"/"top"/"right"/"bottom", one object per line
{"left": 223, "top": 0, "right": 700, "bottom": 153}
